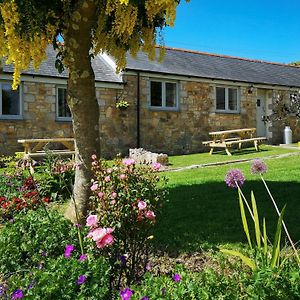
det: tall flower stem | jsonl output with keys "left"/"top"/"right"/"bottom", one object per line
{"left": 236, "top": 182, "right": 255, "bottom": 221}
{"left": 260, "top": 175, "right": 300, "bottom": 264}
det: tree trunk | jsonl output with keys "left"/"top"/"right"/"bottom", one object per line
{"left": 64, "top": 0, "right": 99, "bottom": 223}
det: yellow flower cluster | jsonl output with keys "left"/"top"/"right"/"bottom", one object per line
{"left": 0, "top": 1, "right": 55, "bottom": 89}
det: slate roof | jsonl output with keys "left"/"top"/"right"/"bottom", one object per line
{"left": 2, "top": 46, "right": 123, "bottom": 84}
{"left": 126, "top": 47, "right": 300, "bottom": 88}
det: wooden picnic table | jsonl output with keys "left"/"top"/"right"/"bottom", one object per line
{"left": 203, "top": 128, "right": 266, "bottom": 156}
{"left": 17, "top": 138, "right": 75, "bottom": 159}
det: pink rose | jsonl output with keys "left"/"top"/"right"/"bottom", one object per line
{"left": 104, "top": 176, "right": 110, "bottom": 182}
{"left": 119, "top": 174, "right": 127, "bottom": 180}
{"left": 145, "top": 210, "right": 156, "bottom": 221}
{"left": 86, "top": 214, "right": 98, "bottom": 227}
{"left": 137, "top": 200, "right": 147, "bottom": 210}
{"left": 98, "top": 191, "right": 104, "bottom": 198}
{"left": 152, "top": 162, "right": 162, "bottom": 171}
{"left": 111, "top": 192, "right": 117, "bottom": 198}
{"left": 122, "top": 158, "right": 135, "bottom": 167}
{"left": 96, "top": 233, "right": 114, "bottom": 248}
{"left": 89, "top": 228, "right": 107, "bottom": 242}
{"left": 110, "top": 200, "right": 116, "bottom": 205}
{"left": 90, "top": 183, "right": 98, "bottom": 191}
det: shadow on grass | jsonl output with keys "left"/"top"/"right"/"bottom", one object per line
{"left": 154, "top": 180, "right": 300, "bottom": 253}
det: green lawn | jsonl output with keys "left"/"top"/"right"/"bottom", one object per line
{"left": 168, "top": 145, "right": 300, "bottom": 168}
{"left": 154, "top": 153, "right": 300, "bottom": 253}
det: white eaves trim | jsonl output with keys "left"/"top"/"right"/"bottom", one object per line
{"left": 99, "top": 52, "right": 123, "bottom": 80}
{"left": 0, "top": 73, "right": 123, "bottom": 89}
{"left": 124, "top": 70, "right": 300, "bottom": 91}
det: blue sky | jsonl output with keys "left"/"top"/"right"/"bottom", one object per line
{"left": 163, "top": 0, "right": 300, "bottom": 63}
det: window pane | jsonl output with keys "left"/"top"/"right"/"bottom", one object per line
{"left": 150, "top": 81, "right": 162, "bottom": 107}
{"left": 228, "top": 88, "right": 238, "bottom": 111}
{"left": 58, "top": 88, "right": 71, "bottom": 118}
{"left": 216, "top": 87, "right": 225, "bottom": 110}
{"left": 2, "top": 83, "right": 20, "bottom": 116}
{"left": 165, "top": 82, "right": 177, "bottom": 107}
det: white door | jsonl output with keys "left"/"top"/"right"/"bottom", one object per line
{"left": 256, "top": 89, "right": 267, "bottom": 136}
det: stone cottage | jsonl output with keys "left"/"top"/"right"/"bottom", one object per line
{"left": 1, "top": 46, "right": 300, "bottom": 157}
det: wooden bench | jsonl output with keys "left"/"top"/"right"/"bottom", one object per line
{"left": 202, "top": 128, "right": 267, "bottom": 156}
{"left": 17, "top": 138, "right": 75, "bottom": 159}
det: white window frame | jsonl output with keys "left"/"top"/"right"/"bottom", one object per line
{"left": 56, "top": 86, "right": 72, "bottom": 121}
{"left": 149, "top": 80, "right": 179, "bottom": 111}
{"left": 0, "top": 82, "right": 23, "bottom": 120}
{"left": 215, "top": 86, "right": 240, "bottom": 113}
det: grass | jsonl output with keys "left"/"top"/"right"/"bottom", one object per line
{"left": 168, "top": 145, "right": 300, "bottom": 168}
{"left": 154, "top": 153, "right": 300, "bottom": 253}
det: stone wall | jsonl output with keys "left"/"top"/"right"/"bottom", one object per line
{"left": 0, "top": 82, "right": 73, "bottom": 155}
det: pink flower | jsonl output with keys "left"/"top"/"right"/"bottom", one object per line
{"left": 119, "top": 174, "right": 127, "bottom": 180}
{"left": 104, "top": 176, "right": 110, "bottom": 182}
{"left": 110, "top": 200, "right": 116, "bottom": 205}
{"left": 79, "top": 254, "right": 87, "bottom": 262}
{"left": 106, "top": 168, "right": 112, "bottom": 174}
{"left": 86, "top": 214, "right": 98, "bottom": 227}
{"left": 152, "top": 162, "right": 162, "bottom": 170}
{"left": 90, "top": 183, "right": 98, "bottom": 191}
{"left": 64, "top": 244, "right": 74, "bottom": 258}
{"left": 145, "top": 210, "right": 156, "bottom": 221}
{"left": 138, "top": 200, "right": 147, "bottom": 210}
{"left": 91, "top": 154, "right": 97, "bottom": 160}
{"left": 122, "top": 158, "right": 135, "bottom": 167}
{"left": 111, "top": 192, "right": 117, "bottom": 198}
{"left": 96, "top": 233, "right": 114, "bottom": 248}
{"left": 92, "top": 161, "right": 98, "bottom": 166}
{"left": 98, "top": 191, "right": 104, "bottom": 198}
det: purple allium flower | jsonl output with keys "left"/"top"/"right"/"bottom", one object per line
{"left": 79, "top": 254, "right": 87, "bottom": 262}
{"left": 11, "top": 289, "right": 23, "bottom": 299}
{"left": 225, "top": 169, "right": 245, "bottom": 188}
{"left": 172, "top": 273, "right": 181, "bottom": 282}
{"left": 251, "top": 159, "right": 268, "bottom": 175}
{"left": 77, "top": 275, "right": 87, "bottom": 285}
{"left": 0, "top": 284, "right": 6, "bottom": 297}
{"left": 64, "top": 244, "right": 74, "bottom": 258}
{"left": 119, "top": 287, "right": 134, "bottom": 300}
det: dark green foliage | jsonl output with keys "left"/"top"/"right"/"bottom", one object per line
{"left": 0, "top": 209, "right": 78, "bottom": 275}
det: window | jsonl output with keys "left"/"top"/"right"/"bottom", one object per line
{"left": 150, "top": 80, "right": 178, "bottom": 109}
{"left": 0, "top": 83, "right": 21, "bottom": 119}
{"left": 56, "top": 87, "right": 71, "bottom": 121}
{"left": 215, "top": 86, "right": 239, "bottom": 113}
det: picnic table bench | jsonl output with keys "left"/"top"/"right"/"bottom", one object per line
{"left": 17, "top": 138, "right": 75, "bottom": 159}
{"left": 202, "top": 128, "right": 267, "bottom": 156}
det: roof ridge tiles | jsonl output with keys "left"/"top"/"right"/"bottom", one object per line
{"left": 155, "top": 45, "right": 300, "bottom": 69}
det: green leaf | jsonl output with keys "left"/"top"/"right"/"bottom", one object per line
{"left": 263, "top": 218, "right": 268, "bottom": 256}
{"left": 238, "top": 191, "right": 252, "bottom": 249}
{"left": 251, "top": 191, "right": 261, "bottom": 248}
{"left": 220, "top": 248, "right": 256, "bottom": 271}
{"left": 271, "top": 205, "right": 286, "bottom": 268}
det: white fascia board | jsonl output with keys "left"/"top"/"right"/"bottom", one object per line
{"left": 124, "top": 70, "right": 300, "bottom": 91}
{"left": 0, "top": 73, "right": 123, "bottom": 89}
{"left": 99, "top": 52, "right": 123, "bottom": 80}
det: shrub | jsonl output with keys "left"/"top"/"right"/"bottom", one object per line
{"left": 3, "top": 255, "right": 110, "bottom": 300}
{"left": 0, "top": 208, "right": 78, "bottom": 275}
{"left": 87, "top": 156, "right": 167, "bottom": 288}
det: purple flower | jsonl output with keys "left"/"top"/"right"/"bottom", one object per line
{"left": 11, "top": 289, "right": 23, "bottom": 299}
{"left": 77, "top": 275, "right": 87, "bottom": 285}
{"left": 225, "top": 169, "right": 245, "bottom": 188}
{"left": 0, "top": 284, "right": 6, "bottom": 297}
{"left": 64, "top": 244, "right": 74, "bottom": 258}
{"left": 141, "top": 297, "right": 149, "bottom": 300}
{"left": 79, "top": 254, "right": 87, "bottom": 262}
{"left": 119, "top": 288, "right": 134, "bottom": 300}
{"left": 172, "top": 273, "right": 181, "bottom": 282}
{"left": 161, "top": 288, "right": 166, "bottom": 295}
{"left": 251, "top": 159, "right": 268, "bottom": 175}
{"left": 28, "top": 281, "right": 35, "bottom": 290}
{"left": 119, "top": 255, "right": 127, "bottom": 267}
